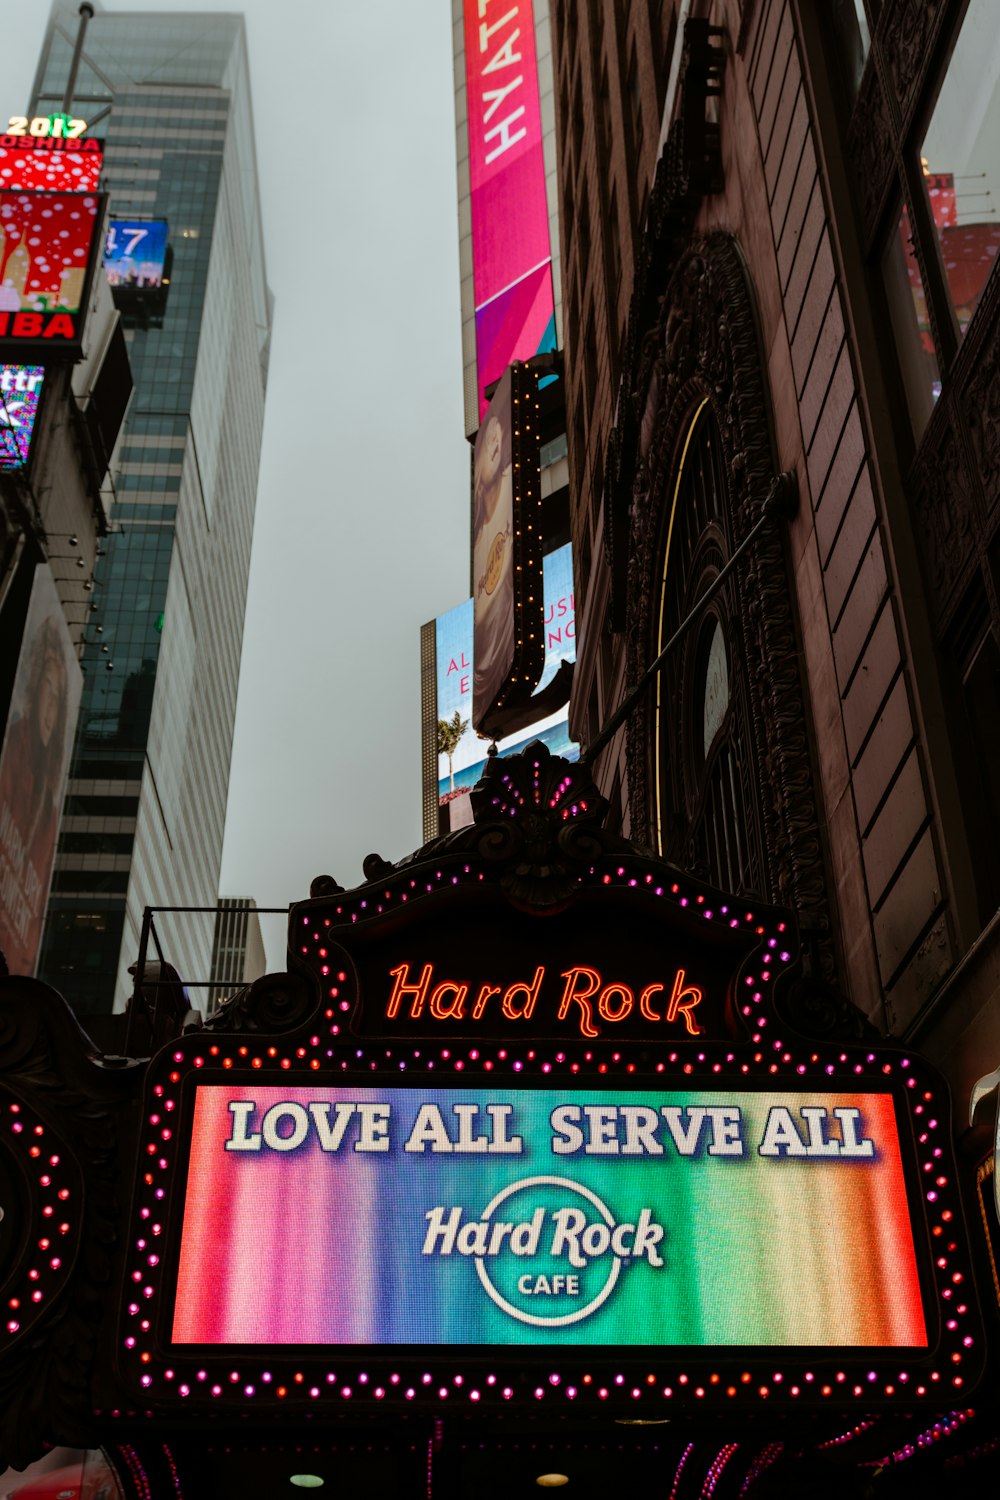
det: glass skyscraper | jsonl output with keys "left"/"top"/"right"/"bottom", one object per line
{"left": 32, "top": 4, "right": 271, "bottom": 1012}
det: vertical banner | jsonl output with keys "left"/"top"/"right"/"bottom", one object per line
{"left": 472, "top": 363, "right": 545, "bottom": 734}
{"left": 0, "top": 567, "right": 82, "bottom": 975}
{"left": 463, "top": 0, "right": 555, "bottom": 417}
{"left": 473, "top": 366, "right": 514, "bottom": 726}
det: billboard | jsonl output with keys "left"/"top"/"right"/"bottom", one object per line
{"left": 462, "top": 0, "right": 555, "bottom": 416}
{"left": 0, "top": 364, "right": 43, "bottom": 468}
{"left": 0, "top": 566, "right": 83, "bottom": 975}
{"left": 0, "top": 133, "right": 102, "bottom": 194}
{"left": 169, "top": 1084, "right": 927, "bottom": 1348}
{"left": 103, "top": 218, "right": 169, "bottom": 289}
{"left": 0, "top": 190, "right": 102, "bottom": 348}
{"left": 437, "top": 542, "right": 576, "bottom": 816}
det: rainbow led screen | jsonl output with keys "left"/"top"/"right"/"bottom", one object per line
{"left": 0, "top": 365, "right": 43, "bottom": 468}
{"left": 171, "top": 1086, "right": 927, "bottom": 1349}
{"left": 463, "top": 0, "right": 555, "bottom": 417}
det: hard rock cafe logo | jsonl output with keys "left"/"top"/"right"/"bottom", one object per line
{"left": 421, "top": 1175, "right": 667, "bottom": 1328}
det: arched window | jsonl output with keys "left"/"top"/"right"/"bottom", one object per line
{"left": 652, "top": 399, "right": 765, "bottom": 896}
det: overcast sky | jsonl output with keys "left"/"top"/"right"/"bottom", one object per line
{"left": 1, "top": 1, "right": 472, "bottom": 967}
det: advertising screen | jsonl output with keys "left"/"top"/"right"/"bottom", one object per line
{"left": 0, "top": 190, "right": 101, "bottom": 346}
{"left": 437, "top": 543, "right": 576, "bottom": 814}
{"left": 103, "top": 218, "right": 169, "bottom": 288}
{"left": 0, "top": 134, "right": 102, "bottom": 194}
{"left": 170, "top": 1085, "right": 928, "bottom": 1349}
{"left": 462, "top": 0, "right": 555, "bottom": 416}
{"left": 0, "top": 364, "right": 43, "bottom": 468}
{"left": 0, "top": 566, "right": 83, "bottom": 975}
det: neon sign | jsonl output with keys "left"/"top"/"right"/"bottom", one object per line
{"left": 5, "top": 116, "right": 88, "bottom": 139}
{"left": 382, "top": 961, "right": 704, "bottom": 1037}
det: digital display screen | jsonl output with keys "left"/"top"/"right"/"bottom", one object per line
{"left": 436, "top": 543, "right": 576, "bottom": 815}
{"left": 104, "top": 218, "right": 168, "bottom": 288}
{"left": 171, "top": 1085, "right": 928, "bottom": 1349}
{"left": 0, "top": 190, "right": 101, "bottom": 344}
{"left": 0, "top": 364, "right": 43, "bottom": 468}
{"left": 0, "top": 135, "right": 102, "bottom": 194}
{"left": 462, "top": 0, "right": 555, "bottom": 416}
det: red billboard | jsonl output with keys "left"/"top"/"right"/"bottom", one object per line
{"left": 0, "top": 133, "right": 103, "bottom": 194}
{"left": 0, "top": 189, "right": 102, "bottom": 351}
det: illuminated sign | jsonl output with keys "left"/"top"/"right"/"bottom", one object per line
{"left": 0, "top": 131, "right": 101, "bottom": 193}
{"left": 0, "top": 364, "right": 43, "bottom": 468}
{"left": 435, "top": 543, "right": 576, "bottom": 819}
{"left": 5, "top": 116, "right": 88, "bottom": 140}
{"left": 169, "top": 1084, "right": 926, "bottom": 1348}
{"left": 0, "top": 190, "right": 102, "bottom": 351}
{"left": 462, "top": 0, "right": 555, "bottom": 417}
{"left": 113, "top": 745, "right": 983, "bottom": 1413}
{"left": 473, "top": 362, "right": 544, "bottom": 733}
{"left": 104, "top": 218, "right": 169, "bottom": 289}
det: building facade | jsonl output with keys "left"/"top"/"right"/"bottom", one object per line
{"left": 209, "top": 894, "right": 266, "bottom": 1002}
{"left": 1, "top": 124, "right": 132, "bottom": 982}
{"left": 32, "top": 3, "right": 271, "bottom": 1014}
{"left": 552, "top": 0, "right": 1000, "bottom": 1151}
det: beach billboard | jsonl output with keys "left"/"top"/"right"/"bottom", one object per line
{"left": 436, "top": 542, "right": 576, "bottom": 824}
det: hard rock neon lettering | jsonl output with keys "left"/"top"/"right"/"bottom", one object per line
{"left": 383, "top": 961, "right": 704, "bottom": 1037}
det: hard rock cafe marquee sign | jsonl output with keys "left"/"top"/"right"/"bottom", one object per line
{"left": 0, "top": 746, "right": 986, "bottom": 1468}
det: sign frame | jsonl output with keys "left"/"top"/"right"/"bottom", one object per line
{"left": 111, "top": 747, "right": 984, "bottom": 1416}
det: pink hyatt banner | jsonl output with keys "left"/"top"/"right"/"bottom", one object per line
{"left": 464, "top": 0, "right": 555, "bottom": 417}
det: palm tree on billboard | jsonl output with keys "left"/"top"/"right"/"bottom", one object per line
{"left": 437, "top": 711, "right": 468, "bottom": 795}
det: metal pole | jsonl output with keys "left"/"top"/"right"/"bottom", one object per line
{"left": 584, "top": 471, "right": 797, "bottom": 766}
{"left": 62, "top": 4, "right": 96, "bottom": 115}
{"left": 124, "top": 904, "right": 152, "bottom": 1058}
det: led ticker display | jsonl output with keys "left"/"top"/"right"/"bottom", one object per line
{"left": 0, "top": 190, "right": 101, "bottom": 346}
{"left": 170, "top": 1085, "right": 927, "bottom": 1349}
{"left": 462, "top": 0, "right": 555, "bottom": 417}
{"left": 0, "top": 364, "right": 43, "bottom": 468}
{"left": 104, "top": 218, "right": 169, "bottom": 288}
{"left": 0, "top": 133, "right": 102, "bottom": 194}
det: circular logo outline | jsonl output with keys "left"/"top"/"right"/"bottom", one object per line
{"left": 474, "top": 1174, "right": 624, "bottom": 1329}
